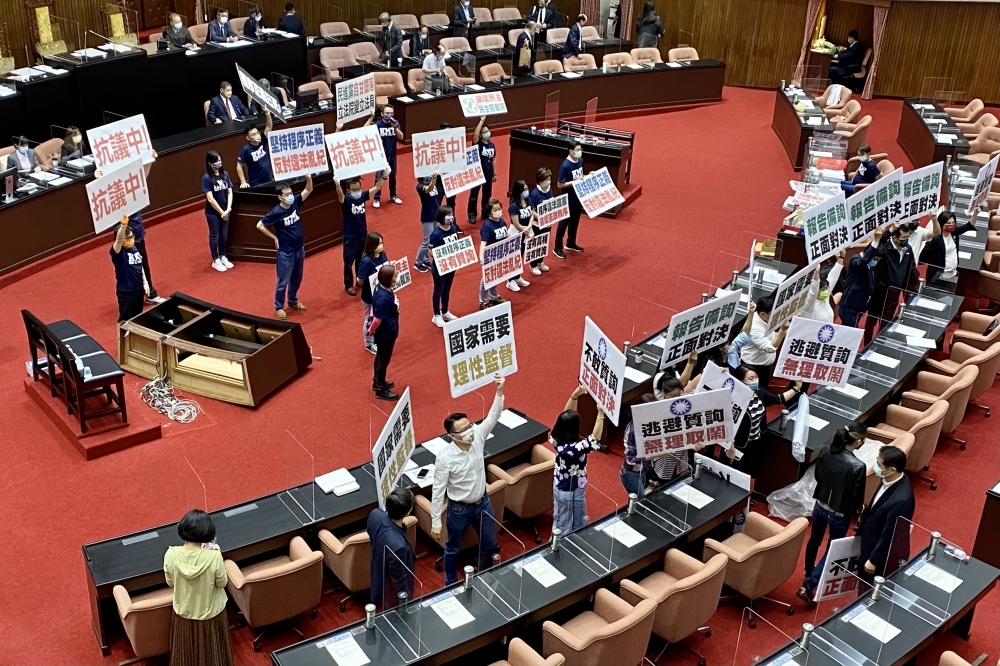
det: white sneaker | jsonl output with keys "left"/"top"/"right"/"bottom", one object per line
{"left": 373, "top": 199, "right": 381, "bottom": 208}
{"left": 516, "top": 277, "right": 530, "bottom": 287}
{"left": 442, "top": 312, "right": 459, "bottom": 321}
{"left": 431, "top": 315, "right": 446, "bottom": 327}
{"left": 391, "top": 196, "right": 403, "bottom": 205}
{"left": 531, "top": 267, "right": 542, "bottom": 276}
{"left": 539, "top": 263, "right": 550, "bottom": 272}
{"left": 220, "top": 256, "right": 234, "bottom": 269}
{"left": 212, "top": 258, "right": 227, "bottom": 272}
{"left": 506, "top": 280, "right": 521, "bottom": 292}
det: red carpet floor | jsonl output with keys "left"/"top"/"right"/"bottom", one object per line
{"left": 0, "top": 86, "right": 996, "bottom": 665}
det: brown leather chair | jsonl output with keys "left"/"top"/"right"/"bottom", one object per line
{"left": 900, "top": 367, "right": 978, "bottom": 450}
{"left": 834, "top": 115, "right": 872, "bottom": 155}
{"left": 924, "top": 341, "right": 1000, "bottom": 417}
{"left": 620, "top": 551, "right": 727, "bottom": 664}
{"left": 581, "top": 26, "right": 600, "bottom": 40}
{"left": 319, "top": 46, "right": 358, "bottom": 84}
{"left": 440, "top": 36, "right": 473, "bottom": 53}
{"left": 827, "top": 99, "right": 861, "bottom": 124}
{"left": 487, "top": 444, "right": 556, "bottom": 542}
{"left": 414, "top": 477, "right": 507, "bottom": 570}
{"left": 861, "top": 430, "right": 915, "bottom": 505}
{"left": 444, "top": 65, "right": 475, "bottom": 87}
{"left": 188, "top": 23, "right": 208, "bottom": 44}
{"left": 630, "top": 48, "right": 662, "bottom": 64}
{"left": 983, "top": 233, "right": 1000, "bottom": 274}
{"left": 113, "top": 586, "right": 173, "bottom": 661}
{"left": 318, "top": 516, "right": 417, "bottom": 611}
{"left": 349, "top": 41, "right": 382, "bottom": 64}
{"left": 139, "top": 42, "right": 158, "bottom": 54}
{"left": 480, "top": 63, "right": 511, "bottom": 82}
{"left": 421, "top": 13, "right": 451, "bottom": 26}
{"left": 543, "top": 588, "right": 656, "bottom": 666}
{"left": 667, "top": 46, "right": 699, "bottom": 62}
{"left": 319, "top": 21, "right": 351, "bottom": 38}
{"left": 230, "top": 16, "right": 248, "bottom": 35}
{"left": 297, "top": 81, "right": 334, "bottom": 101}
{"left": 476, "top": 34, "right": 507, "bottom": 50}
{"left": 473, "top": 7, "right": 493, "bottom": 22}
{"left": 564, "top": 54, "right": 597, "bottom": 72}
{"left": 951, "top": 312, "right": 1000, "bottom": 352}
{"left": 407, "top": 68, "right": 426, "bottom": 93}
{"left": 490, "top": 637, "right": 564, "bottom": 666}
{"left": 546, "top": 27, "right": 569, "bottom": 44}
{"left": 956, "top": 113, "right": 998, "bottom": 141}
{"left": 703, "top": 514, "right": 808, "bottom": 624}
{"left": 938, "top": 652, "right": 973, "bottom": 666}
{"left": 391, "top": 14, "right": 420, "bottom": 30}
{"left": 602, "top": 52, "right": 633, "bottom": 67}
{"left": 963, "top": 126, "right": 1000, "bottom": 166}
{"left": 870, "top": 399, "right": 949, "bottom": 490}
{"left": 34, "top": 137, "right": 63, "bottom": 170}
{"left": 946, "top": 99, "right": 985, "bottom": 124}
{"left": 374, "top": 71, "right": 407, "bottom": 105}
{"left": 815, "top": 84, "right": 852, "bottom": 112}
{"left": 225, "top": 536, "right": 324, "bottom": 651}
{"left": 534, "top": 60, "right": 564, "bottom": 75}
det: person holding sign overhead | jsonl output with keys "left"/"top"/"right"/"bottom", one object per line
{"left": 478, "top": 199, "right": 508, "bottom": 309}
{"left": 415, "top": 172, "right": 444, "bottom": 274}
{"left": 429, "top": 206, "right": 462, "bottom": 326}
{"left": 374, "top": 105, "right": 403, "bottom": 208}
{"left": 359, "top": 232, "right": 388, "bottom": 354}
{"left": 551, "top": 385, "right": 606, "bottom": 534}
{"left": 467, "top": 116, "right": 497, "bottom": 225}
{"left": 368, "top": 263, "right": 401, "bottom": 401}
{"left": 555, "top": 142, "right": 585, "bottom": 259}
{"left": 738, "top": 294, "right": 789, "bottom": 389}
{"left": 237, "top": 110, "right": 273, "bottom": 187}
{"left": 110, "top": 216, "right": 149, "bottom": 322}
{"left": 527, "top": 167, "right": 553, "bottom": 275}
{"left": 507, "top": 180, "right": 535, "bottom": 291}
{"left": 256, "top": 175, "right": 314, "bottom": 319}
{"left": 336, "top": 168, "right": 390, "bottom": 296}
{"left": 865, "top": 221, "right": 920, "bottom": 343}
{"left": 839, "top": 229, "right": 885, "bottom": 327}
{"left": 202, "top": 150, "right": 234, "bottom": 273}
{"left": 730, "top": 365, "right": 802, "bottom": 475}
{"left": 207, "top": 81, "right": 250, "bottom": 124}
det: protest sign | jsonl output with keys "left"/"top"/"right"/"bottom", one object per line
{"left": 335, "top": 73, "right": 376, "bottom": 124}
{"left": 631, "top": 389, "right": 733, "bottom": 459}
{"left": 236, "top": 63, "right": 283, "bottom": 117}
{"left": 368, "top": 257, "right": 413, "bottom": 294}
{"left": 442, "top": 302, "right": 517, "bottom": 397}
{"left": 524, "top": 230, "right": 550, "bottom": 264}
{"left": 694, "top": 452, "right": 750, "bottom": 532}
{"left": 268, "top": 123, "right": 329, "bottom": 180}
{"left": 774, "top": 316, "right": 863, "bottom": 387}
{"left": 766, "top": 262, "right": 818, "bottom": 334}
{"left": 537, "top": 194, "right": 569, "bottom": 228}
{"left": 412, "top": 128, "right": 467, "bottom": 178}
{"left": 441, "top": 147, "right": 485, "bottom": 197}
{"left": 572, "top": 167, "right": 624, "bottom": 218}
{"left": 87, "top": 114, "right": 154, "bottom": 171}
{"left": 659, "top": 290, "right": 741, "bottom": 369}
{"left": 695, "top": 360, "right": 753, "bottom": 430}
{"left": 325, "top": 125, "right": 387, "bottom": 180}
{"left": 431, "top": 235, "right": 478, "bottom": 275}
{"left": 372, "top": 387, "right": 415, "bottom": 508}
{"left": 845, "top": 167, "right": 903, "bottom": 243}
{"left": 86, "top": 159, "right": 149, "bottom": 233}
{"left": 900, "top": 162, "right": 943, "bottom": 222}
{"left": 813, "top": 537, "right": 862, "bottom": 601}
{"left": 968, "top": 154, "right": 999, "bottom": 214}
{"left": 802, "top": 192, "right": 849, "bottom": 265}
{"left": 458, "top": 90, "right": 507, "bottom": 117}
{"left": 580, "top": 317, "right": 626, "bottom": 425}
{"left": 482, "top": 232, "right": 523, "bottom": 289}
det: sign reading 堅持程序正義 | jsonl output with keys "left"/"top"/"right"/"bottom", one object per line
{"left": 268, "top": 123, "right": 329, "bottom": 180}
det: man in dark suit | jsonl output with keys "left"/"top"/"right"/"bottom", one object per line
{"left": 380, "top": 13, "right": 405, "bottom": 66}
{"left": 278, "top": 3, "right": 304, "bottom": 36}
{"left": 452, "top": 0, "right": 476, "bottom": 40}
{"left": 208, "top": 8, "right": 238, "bottom": 43}
{"left": 838, "top": 227, "right": 885, "bottom": 327}
{"left": 410, "top": 25, "right": 433, "bottom": 59}
{"left": 208, "top": 81, "right": 251, "bottom": 124}
{"left": 856, "top": 445, "right": 915, "bottom": 588}
{"left": 514, "top": 21, "right": 537, "bottom": 76}
{"left": 563, "top": 14, "right": 586, "bottom": 59}
{"left": 830, "top": 30, "right": 864, "bottom": 81}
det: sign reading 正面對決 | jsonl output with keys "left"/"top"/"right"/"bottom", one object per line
{"left": 899, "top": 162, "right": 943, "bottom": 222}
{"left": 580, "top": 317, "right": 626, "bottom": 425}
{"left": 658, "top": 290, "right": 742, "bottom": 370}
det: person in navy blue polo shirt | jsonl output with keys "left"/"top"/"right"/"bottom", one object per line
{"left": 841, "top": 143, "right": 878, "bottom": 194}
{"left": 368, "top": 264, "right": 401, "bottom": 400}
{"left": 359, "top": 231, "right": 388, "bottom": 354}
{"left": 256, "top": 175, "right": 314, "bottom": 319}
{"left": 555, "top": 142, "right": 585, "bottom": 259}
{"left": 374, "top": 105, "right": 403, "bottom": 208}
{"left": 237, "top": 110, "right": 273, "bottom": 188}
{"left": 110, "top": 217, "right": 149, "bottom": 322}
{"left": 478, "top": 199, "right": 508, "bottom": 309}
{"left": 527, "top": 167, "right": 553, "bottom": 275}
{"left": 507, "top": 179, "right": 534, "bottom": 293}
{"left": 467, "top": 116, "right": 497, "bottom": 225}
{"left": 429, "top": 206, "right": 461, "bottom": 327}
{"left": 415, "top": 172, "right": 444, "bottom": 273}
{"left": 337, "top": 169, "right": 390, "bottom": 295}
{"left": 201, "top": 150, "right": 234, "bottom": 273}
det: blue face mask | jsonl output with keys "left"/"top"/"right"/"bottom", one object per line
{"left": 873, "top": 461, "right": 884, "bottom": 478}
{"left": 747, "top": 381, "right": 759, "bottom": 391}
{"left": 482, "top": 131, "right": 491, "bottom": 141}
{"left": 283, "top": 194, "right": 294, "bottom": 205}
{"left": 18, "top": 146, "right": 29, "bottom": 154}
{"left": 868, "top": 259, "right": 879, "bottom": 269}
{"left": 349, "top": 190, "right": 363, "bottom": 199}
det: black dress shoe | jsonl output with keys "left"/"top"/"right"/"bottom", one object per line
{"left": 375, "top": 388, "right": 400, "bottom": 401}
{"left": 796, "top": 587, "right": 816, "bottom": 607}
{"left": 372, "top": 381, "right": 395, "bottom": 391}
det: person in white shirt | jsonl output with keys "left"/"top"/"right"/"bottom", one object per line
{"left": 422, "top": 44, "right": 448, "bottom": 77}
{"left": 431, "top": 374, "right": 505, "bottom": 585}
{"left": 738, "top": 294, "right": 789, "bottom": 389}
{"left": 800, "top": 254, "right": 845, "bottom": 324}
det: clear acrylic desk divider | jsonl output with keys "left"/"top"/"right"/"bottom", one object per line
{"left": 629, "top": 293, "right": 676, "bottom": 368}
{"left": 742, "top": 233, "right": 788, "bottom": 304}
{"left": 919, "top": 77, "right": 953, "bottom": 107}
{"left": 638, "top": 462, "right": 691, "bottom": 537}
{"left": 791, "top": 65, "right": 821, "bottom": 89}
{"left": 562, "top": 481, "right": 620, "bottom": 576}
{"left": 584, "top": 97, "right": 598, "bottom": 126}
{"left": 278, "top": 430, "right": 317, "bottom": 524}
{"left": 712, "top": 251, "right": 754, "bottom": 315}
{"left": 810, "top": 565, "right": 896, "bottom": 666}
{"left": 811, "top": 561, "right": 872, "bottom": 627}
{"left": 888, "top": 517, "right": 963, "bottom": 621}
{"left": 733, "top": 608, "right": 809, "bottom": 666}
{"left": 933, "top": 90, "right": 966, "bottom": 117}
{"left": 181, "top": 456, "right": 209, "bottom": 513}
{"left": 810, "top": 322, "right": 874, "bottom": 418}
{"left": 362, "top": 1, "right": 379, "bottom": 32}
{"left": 378, "top": 546, "right": 427, "bottom": 662}
{"left": 473, "top": 511, "right": 524, "bottom": 619}
{"left": 876, "top": 284, "right": 942, "bottom": 355}
{"left": 543, "top": 91, "right": 560, "bottom": 131}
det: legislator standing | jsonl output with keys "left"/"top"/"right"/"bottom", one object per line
{"left": 507, "top": 179, "right": 534, "bottom": 291}
{"left": 336, "top": 169, "right": 389, "bottom": 295}
{"left": 415, "top": 172, "right": 444, "bottom": 273}
{"left": 380, "top": 13, "right": 405, "bottom": 66}
{"left": 368, "top": 487, "right": 415, "bottom": 607}
{"left": 359, "top": 232, "right": 388, "bottom": 354}
{"left": 110, "top": 217, "right": 149, "bottom": 322}
{"left": 467, "top": 116, "right": 497, "bottom": 224}
{"left": 237, "top": 110, "right": 273, "bottom": 187}
{"left": 368, "top": 264, "right": 401, "bottom": 401}
{"left": 374, "top": 105, "right": 403, "bottom": 207}
{"left": 514, "top": 21, "right": 537, "bottom": 76}
{"left": 478, "top": 199, "right": 508, "bottom": 308}
{"left": 554, "top": 142, "right": 585, "bottom": 258}
{"left": 856, "top": 445, "right": 915, "bottom": 587}
{"left": 452, "top": 0, "right": 476, "bottom": 39}
{"left": 202, "top": 150, "right": 234, "bottom": 272}
{"left": 527, "top": 167, "right": 553, "bottom": 274}
{"left": 256, "top": 175, "right": 314, "bottom": 319}
{"left": 429, "top": 206, "right": 461, "bottom": 326}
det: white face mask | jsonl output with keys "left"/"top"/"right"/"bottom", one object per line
{"left": 573, "top": 149, "right": 583, "bottom": 159}
{"left": 219, "top": 15, "right": 228, "bottom": 23}
{"left": 174, "top": 21, "right": 183, "bottom": 30}
{"left": 490, "top": 211, "right": 502, "bottom": 220}
{"left": 452, "top": 427, "right": 474, "bottom": 444}
{"left": 539, "top": 181, "right": 550, "bottom": 192}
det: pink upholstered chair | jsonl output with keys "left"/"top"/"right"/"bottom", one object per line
{"left": 667, "top": 46, "right": 699, "bottom": 62}
{"left": 630, "top": 47, "right": 662, "bottom": 64}
{"left": 113, "top": 586, "right": 173, "bottom": 661}
{"left": 563, "top": 53, "right": 596, "bottom": 72}
{"left": 946, "top": 99, "right": 984, "bottom": 124}
{"left": 543, "top": 589, "right": 657, "bottom": 666}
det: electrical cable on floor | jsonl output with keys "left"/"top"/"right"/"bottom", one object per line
{"left": 139, "top": 376, "right": 201, "bottom": 424}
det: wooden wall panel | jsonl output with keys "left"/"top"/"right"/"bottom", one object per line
{"left": 823, "top": 0, "right": 873, "bottom": 46}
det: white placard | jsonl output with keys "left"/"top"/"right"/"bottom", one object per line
{"left": 86, "top": 114, "right": 154, "bottom": 171}
{"left": 430, "top": 595, "right": 475, "bottom": 629}
{"left": 572, "top": 167, "right": 624, "bottom": 218}
{"left": 442, "top": 302, "right": 517, "bottom": 398}
{"left": 659, "top": 290, "right": 742, "bottom": 369}
{"left": 325, "top": 125, "right": 388, "bottom": 181}
{"left": 536, "top": 194, "right": 569, "bottom": 228}
{"left": 323, "top": 633, "right": 371, "bottom": 666}
{"left": 441, "top": 147, "right": 485, "bottom": 197}
{"left": 845, "top": 168, "right": 903, "bottom": 241}
{"left": 598, "top": 517, "right": 646, "bottom": 547}
{"left": 85, "top": 159, "right": 149, "bottom": 233}
{"left": 523, "top": 230, "right": 550, "bottom": 264}
{"left": 580, "top": 316, "right": 626, "bottom": 426}
{"left": 900, "top": 162, "right": 944, "bottom": 222}
{"left": 458, "top": 90, "right": 507, "bottom": 117}
{"left": 236, "top": 62, "right": 283, "bottom": 117}
{"left": 335, "top": 73, "right": 376, "bottom": 124}
{"left": 694, "top": 453, "right": 750, "bottom": 531}
{"left": 412, "top": 128, "right": 467, "bottom": 178}
{"left": 774, "top": 317, "right": 864, "bottom": 387}
{"left": 695, "top": 360, "right": 753, "bottom": 430}
{"left": 968, "top": 154, "right": 999, "bottom": 214}
{"left": 631, "top": 389, "right": 733, "bottom": 459}
{"left": 371, "top": 387, "right": 415, "bottom": 508}
{"left": 813, "top": 536, "right": 862, "bottom": 601}
{"left": 481, "top": 232, "right": 523, "bottom": 289}
{"left": 802, "top": 192, "right": 849, "bottom": 264}
{"left": 431, "top": 235, "right": 478, "bottom": 275}
{"left": 767, "top": 263, "right": 819, "bottom": 334}
{"left": 268, "top": 123, "right": 329, "bottom": 180}
{"left": 368, "top": 257, "right": 413, "bottom": 293}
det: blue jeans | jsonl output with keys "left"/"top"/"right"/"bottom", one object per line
{"left": 275, "top": 247, "right": 304, "bottom": 310}
{"left": 205, "top": 211, "right": 228, "bottom": 260}
{"left": 619, "top": 466, "right": 646, "bottom": 497}
{"left": 553, "top": 485, "right": 588, "bottom": 535}
{"left": 343, "top": 236, "right": 364, "bottom": 288}
{"left": 479, "top": 280, "right": 499, "bottom": 305}
{"left": 804, "top": 503, "right": 852, "bottom": 592}
{"left": 444, "top": 495, "right": 498, "bottom": 585}
{"left": 416, "top": 222, "right": 434, "bottom": 267}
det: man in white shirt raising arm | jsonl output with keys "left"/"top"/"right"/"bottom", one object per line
{"left": 739, "top": 294, "right": 789, "bottom": 389}
{"left": 431, "top": 374, "right": 505, "bottom": 585}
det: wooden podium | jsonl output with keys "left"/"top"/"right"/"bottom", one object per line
{"left": 117, "top": 294, "right": 312, "bottom": 406}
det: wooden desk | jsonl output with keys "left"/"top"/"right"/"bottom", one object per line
{"left": 771, "top": 85, "right": 835, "bottom": 171}
{"left": 897, "top": 99, "right": 971, "bottom": 169}
{"left": 973, "top": 480, "right": 1000, "bottom": 570}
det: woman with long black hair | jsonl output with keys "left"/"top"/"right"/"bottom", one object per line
{"left": 428, "top": 206, "right": 461, "bottom": 326}
{"left": 358, "top": 231, "right": 388, "bottom": 354}
{"left": 551, "top": 385, "right": 606, "bottom": 534}
{"left": 201, "top": 150, "right": 234, "bottom": 272}
{"left": 635, "top": 1, "right": 664, "bottom": 48}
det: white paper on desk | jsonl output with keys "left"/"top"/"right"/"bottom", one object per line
{"left": 807, "top": 116, "right": 823, "bottom": 126}
{"left": 421, "top": 437, "right": 449, "bottom": 457}
{"left": 914, "top": 297, "right": 946, "bottom": 312}
{"left": 924, "top": 118, "right": 946, "bottom": 125}
{"left": 99, "top": 43, "right": 132, "bottom": 53}
{"left": 323, "top": 633, "right": 370, "bottom": 666}
{"left": 418, "top": 93, "right": 434, "bottom": 99}
{"left": 666, "top": 61, "right": 681, "bottom": 68}
{"left": 10, "top": 67, "right": 45, "bottom": 77}
{"left": 907, "top": 336, "right": 937, "bottom": 349}
{"left": 849, "top": 609, "right": 901, "bottom": 643}
{"left": 34, "top": 65, "right": 67, "bottom": 75}
{"left": 599, "top": 517, "right": 646, "bottom": 547}
{"left": 914, "top": 562, "right": 962, "bottom": 592}
{"left": 624, "top": 366, "right": 650, "bottom": 383}
{"left": 934, "top": 134, "right": 955, "bottom": 144}
{"left": 430, "top": 595, "right": 475, "bottom": 629}
{"left": 832, "top": 383, "right": 868, "bottom": 400}
{"left": 627, "top": 63, "right": 643, "bottom": 70}
{"left": 891, "top": 323, "right": 925, "bottom": 337}
{"left": 395, "top": 96, "right": 414, "bottom": 103}
{"left": 522, "top": 557, "right": 566, "bottom": 587}
{"left": 762, "top": 268, "right": 787, "bottom": 284}
{"left": 865, "top": 351, "right": 900, "bottom": 369}
{"left": 73, "top": 48, "right": 108, "bottom": 58}
{"left": 954, "top": 188, "right": 974, "bottom": 196}
{"left": 560, "top": 71, "right": 582, "bottom": 78}
{"left": 0, "top": 86, "right": 15, "bottom": 97}
{"left": 649, "top": 336, "right": 666, "bottom": 349}
{"left": 804, "top": 414, "right": 828, "bottom": 430}
{"left": 466, "top": 84, "right": 485, "bottom": 91}
{"left": 403, "top": 458, "right": 419, "bottom": 473}
{"left": 958, "top": 251, "right": 972, "bottom": 260}
{"left": 48, "top": 176, "right": 72, "bottom": 187}
{"left": 498, "top": 409, "right": 528, "bottom": 429}
{"left": 668, "top": 484, "right": 714, "bottom": 509}
{"left": 185, "top": 49, "right": 198, "bottom": 55}
{"left": 316, "top": 468, "right": 358, "bottom": 494}
{"left": 405, "top": 464, "right": 435, "bottom": 488}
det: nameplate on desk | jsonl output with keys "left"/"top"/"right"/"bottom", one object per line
{"left": 223, "top": 503, "right": 258, "bottom": 518}
{"left": 831, "top": 383, "right": 868, "bottom": 400}
{"left": 497, "top": 409, "right": 527, "bottom": 429}
{"left": 906, "top": 559, "right": 963, "bottom": 592}
{"left": 666, "top": 482, "right": 714, "bottom": 509}
{"left": 912, "top": 103, "right": 935, "bottom": 110}
{"left": 318, "top": 632, "right": 370, "bottom": 666}
{"left": 417, "top": 93, "right": 434, "bottom": 99}
{"left": 767, "top": 651, "right": 804, "bottom": 666}
{"left": 889, "top": 323, "right": 925, "bottom": 338}
{"left": 596, "top": 516, "right": 646, "bottom": 547}
{"left": 958, "top": 251, "right": 972, "bottom": 260}
{"left": 848, "top": 608, "right": 901, "bottom": 643}
{"left": 665, "top": 62, "right": 681, "bottom": 68}
{"left": 862, "top": 351, "right": 900, "bottom": 369}
{"left": 648, "top": 336, "right": 666, "bottom": 349}
{"left": 122, "top": 531, "right": 159, "bottom": 546}
{"left": 466, "top": 84, "right": 485, "bottom": 91}
{"left": 428, "top": 593, "right": 475, "bottom": 629}
{"left": 913, "top": 297, "right": 946, "bottom": 312}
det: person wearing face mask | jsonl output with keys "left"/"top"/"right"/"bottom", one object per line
{"left": 11, "top": 136, "right": 42, "bottom": 173}
{"left": 738, "top": 294, "right": 790, "bottom": 389}
{"left": 467, "top": 116, "right": 497, "bottom": 225}
{"left": 415, "top": 172, "right": 445, "bottom": 274}
{"left": 554, "top": 142, "right": 586, "bottom": 258}
{"left": 379, "top": 13, "right": 404, "bottom": 66}
{"left": 243, "top": 6, "right": 266, "bottom": 39}
{"left": 478, "top": 199, "right": 509, "bottom": 309}
{"left": 727, "top": 301, "right": 757, "bottom": 369}
{"left": 800, "top": 255, "right": 845, "bottom": 323}
{"left": 508, "top": 180, "right": 536, "bottom": 291}
{"left": 337, "top": 169, "right": 390, "bottom": 296}
{"left": 621, "top": 393, "right": 654, "bottom": 496}
{"left": 368, "top": 264, "right": 401, "bottom": 400}
{"left": 840, "top": 144, "right": 878, "bottom": 194}
{"left": 202, "top": 150, "right": 234, "bottom": 272}
{"left": 208, "top": 8, "right": 239, "bottom": 43}
{"left": 366, "top": 487, "right": 415, "bottom": 608}
{"left": 207, "top": 81, "right": 250, "bottom": 124}
{"left": 236, "top": 110, "right": 274, "bottom": 187}
{"left": 514, "top": 21, "right": 537, "bottom": 76}
{"left": 855, "top": 445, "right": 914, "bottom": 587}
{"left": 411, "top": 25, "right": 433, "bottom": 57}
{"left": 551, "top": 385, "right": 606, "bottom": 534}
{"left": 110, "top": 217, "right": 149, "bottom": 322}
{"left": 429, "top": 206, "right": 462, "bottom": 326}
{"left": 839, "top": 230, "right": 885, "bottom": 327}
{"left": 256, "top": 175, "right": 314, "bottom": 319}
{"left": 374, "top": 105, "right": 403, "bottom": 208}
{"left": 919, "top": 209, "right": 976, "bottom": 286}
{"left": 162, "top": 13, "right": 196, "bottom": 48}
{"left": 730, "top": 365, "right": 802, "bottom": 475}
{"left": 432, "top": 374, "right": 506, "bottom": 584}
{"left": 60, "top": 126, "right": 87, "bottom": 161}
{"left": 527, "top": 167, "right": 554, "bottom": 274}
{"left": 452, "top": 0, "right": 477, "bottom": 40}
{"left": 640, "top": 354, "right": 700, "bottom": 490}
{"left": 865, "top": 221, "right": 920, "bottom": 343}
{"left": 359, "top": 232, "right": 388, "bottom": 354}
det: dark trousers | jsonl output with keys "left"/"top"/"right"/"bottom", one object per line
{"left": 134, "top": 239, "right": 156, "bottom": 297}
{"left": 839, "top": 304, "right": 862, "bottom": 327}
{"left": 467, "top": 176, "right": 493, "bottom": 221}
{"left": 555, "top": 203, "right": 581, "bottom": 251}
{"left": 444, "top": 495, "right": 498, "bottom": 585}
{"left": 116, "top": 289, "right": 145, "bottom": 322}
{"left": 275, "top": 247, "right": 304, "bottom": 310}
{"left": 865, "top": 286, "right": 898, "bottom": 344}
{"left": 373, "top": 332, "right": 396, "bottom": 388}
{"left": 803, "top": 504, "right": 852, "bottom": 592}
{"left": 343, "top": 237, "right": 365, "bottom": 288}
{"left": 205, "top": 212, "right": 228, "bottom": 260}
{"left": 432, "top": 268, "right": 455, "bottom": 315}
{"left": 374, "top": 158, "right": 398, "bottom": 200}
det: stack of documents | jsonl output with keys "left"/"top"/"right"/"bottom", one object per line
{"left": 316, "top": 468, "right": 359, "bottom": 495}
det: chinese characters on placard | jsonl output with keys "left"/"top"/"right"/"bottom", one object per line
{"left": 372, "top": 387, "right": 415, "bottom": 507}
{"left": 481, "top": 233, "right": 523, "bottom": 289}
{"left": 325, "top": 125, "right": 388, "bottom": 180}
{"left": 442, "top": 303, "right": 517, "bottom": 397}
{"left": 87, "top": 114, "right": 154, "bottom": 171}
{"left": 412, "top": 128, "right": 467, "bottom": 177}
{"left": 536, "top": 195, "right": 569, "bottom": 228}
{"left": 269, "top": 123, "right": 329, "bottom": 179}
{"left": 86, "top": 159, "right": 149, "bottom": 233}
{"left": 431, "top": 236, "right": 478, "bottom": 275}
{"left": 441, "top": 147, "right": 485, "bottom": 197}
{"left": 572, "top": 167, "right": 624, "bottom": 218}
{"left": 336, "top": 73, "right": 376, "bottom": 124}
{"left": 660, "top": 290, "right": 741, "bottom": 368}
{"left": 774, "top": 317, "right": 863, "bottom": 388}
{"left": 632, "top": 389, "right": 732, "bottom": 459}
